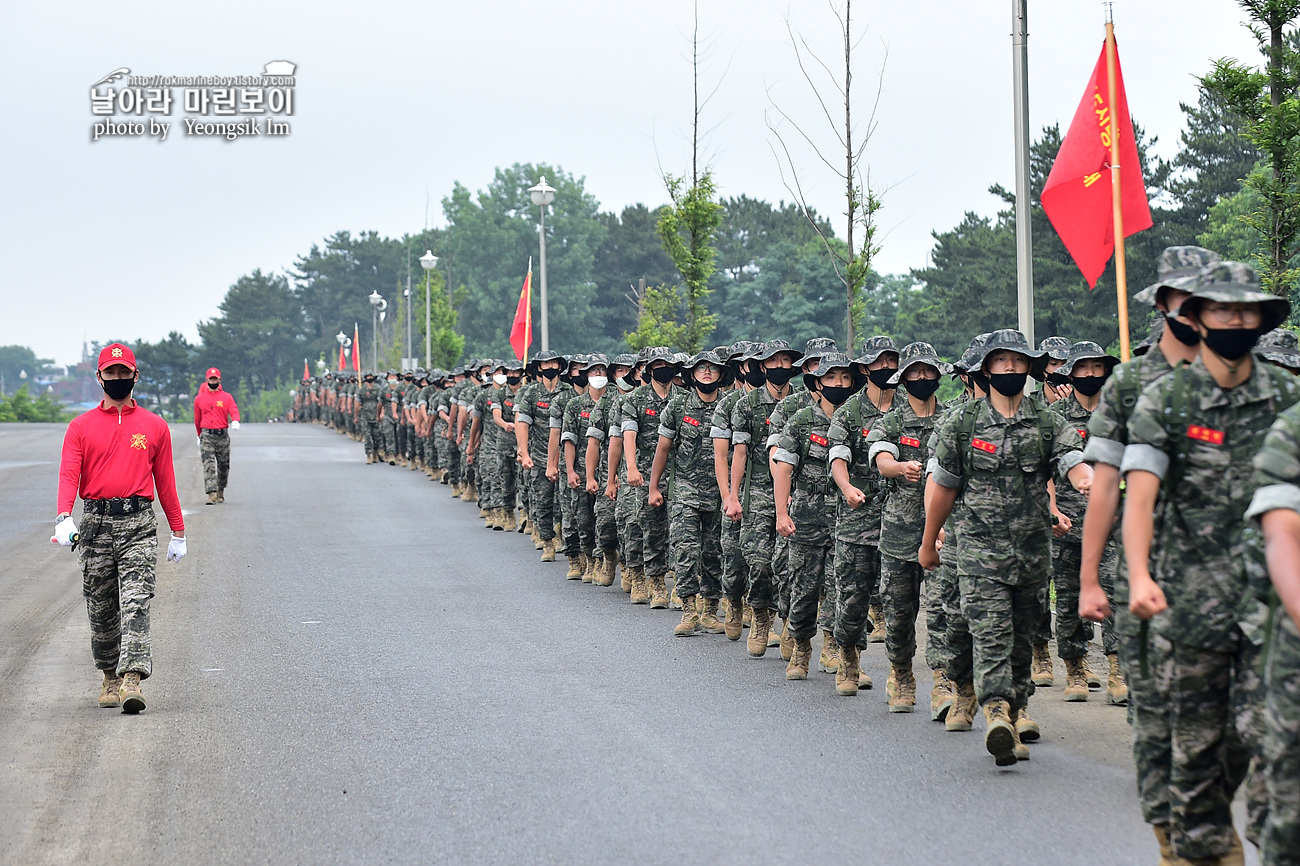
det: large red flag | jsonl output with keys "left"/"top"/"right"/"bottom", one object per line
{"left": 1041, "top": 39, "right": 1152, "bottom": 287}
{"left": 509, "top": 266, "right": 532, "bottom": 362}
{"left": 303, "top": 358, "right": 310, "bottom": 380}
{"left": 352, "top": 323, "right": 361, "bottom": 372}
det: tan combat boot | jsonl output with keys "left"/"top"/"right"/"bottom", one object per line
{"left": 723, "top": 598, "right": 744, "bottom": 640}
{"left": 517, "top": 514, "right": 528, "bottom": 535}
{"left": 1032, "top": 643, "right": 1054, "bottom": 686}
{"left": 216, "top": 489, "right": 225, "bottom": 503}
{"left": 596, "top": 555, "right": 616, "bottom": 587}
{"left": 818, "top": 630, "right": 841, "bottom": 674}
{"left": 629, "top": 567, "right": 649, "bottom": 605}
{"left": 366, "top": 453, "right": 375, "bottom": 465}
{"left": 541, "top": 540, "right": 556, "bottom": 563}
{"left": 1014, "top": 702, "right": 1040, "bottom": 742}
{"left": 747, "top": 608, "right": 772, "bottom": 657}
{"left": 674, "top": 595, "right": 701, "bottom": 636}
{"left": 566, "top": 554, "right": 584, "bottom": 580}
{"left": 648, "top": 576, "right": 670, "bottom": 609}
{"left": 983, "top": 700, "right": 1017, "bottom": 766}
{"left": 206, "top": 491, "right": 218, "bottom": 505}
{"left": 1011, "top": 720, "right": 1030, "bottom": 762}
{"left": 1084, "top": 656, "right": 1101, "bottom": 688}
{"left": 501, "top": 509, "right": 517, "bottom": 532}
{"left": 98, "top": 671, "right": 123, "bottom": 708}
{"left": 742, "top": 604, "right": 753, "bottom": 628}
{"left": 888, "top": 664, "right": 917, "bottom": 713}
{"left": 779, "top": 624, "right": 796, "bottom": 662}
{"left": 836, "top": 645, "right": 861, "bottom": 696}
{"left": 946, "top": 680, "right": 976, "bottom": 732}
{"left": 930, "top": 668, "right": 956, "bottom": 722}
{"left": 119, "top": 671, "right": 146, "bottom": 714}
{"left": 494, "top": 508, "right": 509, "bottom": 531}
{"left": 620, "top": 560, "right": 632, "bottom": 593}
{"left": 670, "top": 589, "right": 682, "bottom": 610}
{"left": 1152, "top": 826, "right": 1179, "bottom": 866}
{"left": 768, "top": 619, "right": 782, "bottom": 647}
{"left": 582, "top": 555, "right": 598, "bottom": 583}
{"left": 1063, "top": 657, "right": 1089, "bottom": 701}
{"left": 859, "top": 668, "right": 873, "bottom": 690}
{"left": 867, "top": 605, "right": 886, "bottom": 642}
{"left": 1105, "top": 654, "right": 1128, "bottom": 705}
{"left": 699, "top": 597, "right": 726, "bottom": 633}
{"left": 786, "top": 637, "right": 813, "bottom": 680}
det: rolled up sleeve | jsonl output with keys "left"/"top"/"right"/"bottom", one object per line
{"left": 773, "top": 447, "right": 800, "bottom": 467}
{"left": 657, "top": 424, "right": 676, "bottom": 441}
{"left": 1120, "top": 443, "right": 1169, "bottom": 480}
{"left": 932, "top": 463, "right": 963, "bottom": 489}
{"left": 1246, "top": 482, "right": 1300, "bottom": 521}
{"left": 868, "top": 441, "right": 899, "bottom": 463}
{"left": 1082, "top": 436, "right": 1125, "bottom": 468}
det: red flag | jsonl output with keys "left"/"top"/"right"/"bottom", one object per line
{"left": 509, "top": 266, "right": 532, "bottom": 362}
{"left": 1041, "top": 39, "right": 1152, "bottom": 287}
{"left": 338, "top": 343, "right": 346, "bottom": 371}
{"left": 303, "top": 358, "right": 309, "bottom": 380}
{"left": 352, "top": 323, "right": 361, "bottom": 372}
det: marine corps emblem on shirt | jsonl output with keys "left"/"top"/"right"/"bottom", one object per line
{"left": 130, "top": 433, "right": 147, "bottom": 450}
{"left": 216, "top": 401, "right": 224, "bottom": 408}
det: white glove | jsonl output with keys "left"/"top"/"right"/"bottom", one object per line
{"left": 52, "top": 516, "right": 79, "bottom": 546}
{"left": 167, "top": 535, "right": 187, "bottom": 562}
{"left": 230, "top": 420, "right": 240, "bottom": 431}
{"left": 197, "top": 436, "right": 202, "bottom": 447}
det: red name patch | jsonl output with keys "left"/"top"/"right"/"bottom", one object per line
{"left": 900, "top": 436, "right": 921, "bottom": 448}
{"left": 683, "top": 416, "right": 700, "bottom": 427}
{"left": 971, "top": 438, "right": 997, "bottom": 453}
{"left": 646, "top": 408, "right": 657, "bottom": 417}
{"left": 1187, "top": 425, "right": 1225, "bottom": 445}
{"left": 581, "top": 411, "right": 591, "bottom": 419}
{"left": 537, "top": 401, "right": 549, "bottom": 409}
{"left": 505, "top": 401, "right": 514, "bottom": 408}
{"left": 810, "top": 433, "right": 829, "bottom": 447}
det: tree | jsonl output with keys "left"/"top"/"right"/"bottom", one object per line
{"left": 198, "top": 269, "right": 305, "bottom": 394}
{"left": 656, "top": 171, "right": 722, "bottom": 352}
{"left": 133, "top": 331, "right": 200, "bottom": 420}
{"left": 0, "top": 385, "right": 68, "bottom": 422}
{"left": 590, "top": 204, "right": 679, "bottom": 346}
{"left": 0, "top": 345, "right": 53, "bottom": 395}
{"left": 413, "top": 267, "right": 466, "bottom": 369}
{"left": 1166, "top": 82, "right": 1261, "bottom": 239}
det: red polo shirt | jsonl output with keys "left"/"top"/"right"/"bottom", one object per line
{"left": 57, "top": 400, "right": 185, "bottom": 532}
{"left": 193, "top": 385, "right": 240, "bottom": 436}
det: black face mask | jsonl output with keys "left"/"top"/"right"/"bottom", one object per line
{"left": 868, "top": 368, "right": 898, "bottom": 390}
{"left": 968, "top": 371, "right": 990, "bottom": 392}
{"left": 1070, "top": 375, "right": 1106, "bottom": 397}
{"left": 1165, "top": 314, "right": 1202, "bottom": 346}
{"left": 819, "top": 384, "right": 855, "bottom": 407}
{"left": 207, "top": 381, "right": 220, "bottom": 390}
{"left": 765, "top": 367, "right": 797, "bottom": 387}
{"left": 1202, "top": 327, "right": 1263, "bottom": 361}
{"left": 570, "top": 373, "right": 588, "bottom": 388}
{"left": 651, "top": 366, "right": 677, "bottom": 384}
{"left": 506, "top": 376, "right": 522, "bottom": 386}
{"left": 744, "top": 368, "right": 767, "bottom": 387}
{"left": 540, "top": 367, "right": 561, "bottom": 380}
{"left": 988, "top": 371, "right": 1028, "bottom": 397}
{"left": 101, "top": 377, "right": 135, "bottom": 401}
{"left": 903, "top": 378, "right": 941, "bottom": 401}
{"left": 1045, "top": 371, "right": 1070, "bottom": 387}
{"left": 695, "top": 380, "right": 721, "bottom": 395}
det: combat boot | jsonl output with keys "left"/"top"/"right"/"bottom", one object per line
{"left": 517, "top": 514, "right": 527, "bottom": 534}
{"left": 1105, "top": 654, "right": 1128, "bottom": 705}
{"left": 887, "top": 664, "right": 917, "bottom": 713}
{"left": 566, "top": 554, "right": 584, "bottom": 580}
{"left": 1011, "top": 722, "right": 1030, "bottom": 762}
{"left": 98, "top": 671, "right": 123, "bottom": 709}
{"left": 502, "top": 509, "right": 517, "bottom": 532}
{"left": 982, "top": 700, "right": 1017, "bottom": 766}
{"left": 669, "top": 589, "right": 682, "bottom": 610}
{"left": 1014, "top": 703, "right": 1040, "bottom": 742}
{"left": 699, "top": 597, "right": 726, "bottom": 633}
{"left": 366, "top": 453, "right": 375, "bottom": 464}
{"left": 620, "top": 561, "right": 632, "bottom": 593}
{"left": 206, "top": 492, "right": 218, "bottom": 505}
{"left": 858, "top": 668, "right": 873, "bottom": 690}
{"left": 1032, "top": 643, "right": 1054, "bottom": 686}
{"left": 674, "top": 595, "right": 701, "bottom": 636}
{"left": 597, "top": 555, "right": 617, "bottom": 587}
{"left": 818, "top": 631, "right": 840, "bottom": 673}
{"left": 779, "top": 624, "right": 795, "bottom": 661}
{"left": 582, "top": 555, "right": 598, "bottom": 583}
{"left": 648, "top": 576, "right": 669, "bottom": 608}
{"left": 768, "top": 619, "right": 782, "bottom": 647}
{"left": 541, "top": 540, "right": 556, "bottom": 563}
{"left": 1083, "top": 655, "right": 1101, "bottom": 689}
{"left": 1152, "top": 826, "right": 1179, "bottom": 866}
{"left": 119, "top": 671, "right": 146, "bottom": 714}
{"left": 946, "top": 681, "right": 976, "bottom": 732}
{"left": 930, "top": 669, "right": 956, "bottom": 722}
{"left": 786, "top": 637, "right": 812, "bottom": 680}
{"left": 747, "top": 608, "right": 772, "bottom": 657}
{"left": 867, "top": 605, "right": 886, "bottom": 642}
{"left": 836, "top": 645, "right": 861, "bottom": 696}
{"left": 629, "top": 567, "right": 649, "bottom": 605}
{"left": 440, "top": 472, "right": 450, "bottom": 485}
{"left": 723, "top": 598, "right": 744, "bottom": 640}
{"left": 1063, "top": 657, "right": 1089, "bottom": 701}
{"left": 216, "top": 489, "right": 225, "bottom": 503}
{"left": 493, "top": 509, "right": 508, "bottom": 531}
{"left": 742, "top": 604, "right": 753, "bottom": 628}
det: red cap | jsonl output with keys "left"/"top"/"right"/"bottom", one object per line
{"left": 97, "top": 343, "right": 137, "bottom": 371}
{"left": 206, "top": 367, "right": 221, "bottom": 379}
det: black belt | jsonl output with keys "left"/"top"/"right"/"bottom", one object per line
{"left": 83, "top": 495, "right": 153, "bottom": 515}
{"left": 795, "top": 479, "right": 832, "bottom": 495}
{"left": 201, "top": 428, "right": 228, "bottom": 436}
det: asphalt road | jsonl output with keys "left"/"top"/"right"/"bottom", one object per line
{"left": 0, "top": 421, "right": 1261, "bottom": 865}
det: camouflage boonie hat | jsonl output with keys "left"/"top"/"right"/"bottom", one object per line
{"left": 801, "top": 337, "right": 838, "bottom": 362}
{"left": 1133, "top": 314, "right": 1164, "bottom": 356}
{"left": 855, "top": 335, "right": 900, "bottom": 365}
{"left": 753, "top": 339, "right": 802, "bottom": 364}
{"left": 727, "top": 341, "right": 759, "bottom": 361}
{"left": 969, "top": 329, "right": 1041, "bottom": 372}
{"left": 581, "top": 352, "right": 611, "bottom": 370}
{"left": 503, "top": 359, "right": 524, "bottom": 372}
{"left": 686, "top": 349, "right": 724, "bottom": 369}
{"left": 887, "top": 342, "right": 951, "bottom": 385}
{"left": 1134, "top": 245, "right": 1222, "bottom": 306}
{"left": 613, "top": 353, "right": 637, "bottom": 368}
{"left": 1059, "top": 341, "right": 1120, "bottom": 377}
{"left": 1177, "top": 261, "right": 1290, "bottom": 332}
{"left": 806, "top": 351, "right": 854, "bottom": 379}
{"left": 953, "top": 333, "right": 994, "bottom": 374}
{"left": 642, "top": 346, "right": 674, "bottom": 364}
{"left": 1038, "top": 336, "right": 1071, "bottom": 360}
{"left": 527, "top": 349, "right": 562, "bottom": 373}
{"left": 672, "top": 352, "right": 690, "bottom": 365}
{"left": 1257, "top": 328, "right": 1300, "bottom": 369}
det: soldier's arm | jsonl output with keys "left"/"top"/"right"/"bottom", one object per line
{"left": 622, "top": 430, "right": 642, "bottom": 484}
{"left": 920, "top": 414, "right": 963, "bottom": 570}
{"left": 515, "top": 417, "right": 532, "bottom": 468}
{"left": 584, "top": 436, "right": 600, "bottom": 493}
{"left": 564, "top": 440, "right": 579, "bottom": 487}
{"left": 772, "top": 422, "right": 802, "bottom": 536}
{"left": 606, "top": 435, "right": 623, "bottom": 500}
{"left": 828, "top": 407, "right": 865, "bottom": 507}
{"left": 648, "top": 437, "right": 671, "bottom": 506}
{"left": 546, "top": 427, "right": 562, "bottom": 480}
{"left": 492, "top": 405, "right": 511, "bottom": 431}
{"left": 713, "top": 437, "right": 732, "bottom": 504}
{"left": 727, "top": 443, "right": 748, "bottom": 521}
{"left": 1118, "top": 383, "right": 1175, "bottom": 619}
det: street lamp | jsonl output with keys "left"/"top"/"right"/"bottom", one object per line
{"left": 336, "top": 330, "right": 352, "bottom": 371}
{"left": 368, "top": 290, "right": 386, "bottom": 371}
{"left": 419, "top": 250, "right": 439, "bottom": 368}
{"left": 528, "top": 176, "right": 556, "bottom": 351}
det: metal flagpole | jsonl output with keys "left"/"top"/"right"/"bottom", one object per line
{"left": 1012, "top": 0, "right": 1035, "bottom": 345}
{"left": 1106, "top": 4, "right": 1131, "bottom": 361}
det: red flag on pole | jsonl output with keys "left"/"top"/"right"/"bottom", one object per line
{"left": 303, "top": 358, "right": 310, "bottom": 380}
{"left": 509, "top": 261, "right": 533, "bottom": 362}
{"left": 1041, "top": 38, "right": 1152, "bottom": 288}
{"left": 338, "top": 343, "right": 346, "bottom": 371}
{"left": 352, "top": 323, "right": 361, "bottom": 372}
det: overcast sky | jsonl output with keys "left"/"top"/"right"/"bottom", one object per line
{"left": 0, "top": 0, "right": 1262, "bottom": 367}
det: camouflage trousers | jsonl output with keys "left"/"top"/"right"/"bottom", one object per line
{"left": 592, "top": 486, "right": 618, "bottom": 559}
{"left": 1046, "top": 540, "right": 1120, "bottom": 659}
{"left": 669, "top": 502, "right": 722, "bottom": 599}
{"left": 559, "top": 480, "right": 581, "bottom": 557}
{"left": 1262, "top": 612, "right": 1300, "bottom": 866}
{"left": 615, "top": 481, "right": 638, "bottom": 563}
{"left": 526, "top": 467, "right": 556, "bottom": 542}
{"left": 486, "top": 441, "right": 516, "bottom": 511}
{"left": 638, "top": 487, "right": 671, "bottom": 579}
{"left": 939, "top": 528, "right": 970, "bottom": 679}
{"left": 78, "top": 508, "right": 158, "bottom": 678}
{"left": 773, "top": 535, "right": 792, "bottom": 620}
{"left": 199, "top": 429, "right": 230, "bottom": 494}
{"left": 720, "top": 513, "right": 748, "bottom": 604}
{"left": 1118, "top": 610, "right": 1266, "bottom": 861}
{"left": 831, "top": 540, "right": 879, "bottom": 651}
{"left": 923, "top": 566, "right": 949, "bottom": 672}
{"left": 380, "top": 419, "right": 398, "bottom": 458}
{"left": 362, "top": 420, "right": 381, "bottom": 458}
{"left": 436, "top": 429, "right": 457, "bottom": 480}
{"left": 881, "top": 553, "right": 926, "bottom": 668}
{"left": 396, "top": 422, "right": 408, "bottom": 459}
{"left": 958, "top": 573, "right": 1044, "bottom": 712}
{"left": 740, "top": 503, "right": 777, "bottom": 612}
{"left": 786, "top": 537, "right": 832, "bottom": 642}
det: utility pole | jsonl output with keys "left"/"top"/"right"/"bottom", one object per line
{"left": 1012, "top": 0, "right": 1035, "bottom": 345}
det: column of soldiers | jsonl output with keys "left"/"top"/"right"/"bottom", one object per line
{"left": 300, "top": 246, "right": 1299, "bottom": 866}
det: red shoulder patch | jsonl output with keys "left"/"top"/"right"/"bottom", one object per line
{"left": 810, "top": 433, "right": 829, "bottom": 447}
{"left": 645, "top": 408, "right": 657, "bottom": 417}
{"left": 971, "top": 438, "right": 997, "bottom": 454}
{"left": 683, "top": 416, "right": 700, "bottom": 427}
{"left": 900, "top": 436, "right": 921, "bottom": 448}
{"left": 1187, "top": 425, "right": 1224, "bottom": 445}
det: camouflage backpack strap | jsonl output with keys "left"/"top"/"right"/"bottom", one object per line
{"left": 1161, "top": 361, "right": 1194, "bottom": 497}
{"left": 1115, "top": 359, "right": 1143, "bottom": 416}
{"left": 956, "top": 397, "right": 980, "bottom": 479}
{"left": 1028, "top": 393, "right": 1056, "bottom": 469}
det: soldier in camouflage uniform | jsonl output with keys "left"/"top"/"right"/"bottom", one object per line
{"left": 517, "top": 351, "right": 565, "bottom": 560}
{"left": 606, "top": 353, "right": 641, "bottom": 594}
{"left": 621, "top": 348, "right": 678, "bottom": 607}
{"left": 1029, "top": 335, "right": 1073, "bottom": 683}
{"left": 357, "top": 371, "right": 383, "bottom": 463}
{"left": 584, "top": 356, "right": 622, "bottom": 587}
{"left": 1120, "top": 263, "right": 1294, "bottom": 861}
{"left": 713, "top": 342, "right": 758, "bottom": 638}
{"left": 651, "top": 351, "right": 729, "bottom": 634}
{"left": 1257, "top": 327, "right": 1300, "bottom": 375}
{"left": 921, "top": 329, "right": 1090, "bottom": 767}
{"left": 773, "top": 352, "right": 861, "bottom": 679}
{"left": 488, "top": 360, "right": 525, "bottom": 531}
{"left": 378, "top": 371, "right": 401, "bottom": 464}
{"left": 560, "top": 356, "right": 605, "bottom": 582}
{"left": 469, "top": 361, "right": 501, "bottom": 522}
{"left": 1246, "top": 403, "right": 1300, "bottom": 866}
{"left": 549, "top": 356, "right": 586, "bottom": 576}
{"left": 436, "top": 367, "right": 465, "bottom": 489}
{"left": 855, "top": 342, "right": 949, "bottom": 707}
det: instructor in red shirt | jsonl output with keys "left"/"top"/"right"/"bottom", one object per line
{"left": 55, "top": 343, "right": 186, "bottom": 714}
{"left": 193, "top": 366, "right": 240, "bottom": 504}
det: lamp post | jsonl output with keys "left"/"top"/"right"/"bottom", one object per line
{"left": 528, "top": 176, "right": 556, "bottom": 351}
{"left": 368, "top": 290, "right": 385, "bottom": 371}
{"left": 419, "top": 250, "right": 438, "bottom": 368}
{"left": 335, "top": 330, "right": 351, "bottom": 371}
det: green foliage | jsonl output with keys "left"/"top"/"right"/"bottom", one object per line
{"left": 197, "top": 270, "right": 304, "bottom": 394}
{"left": 244, "top": 384, "right": 294, "bottom": 422}
{"left": 413, "top": 269, "right": 466, "bottom": 369}
{"left": 654, "top": 171, "right": 722, "bottom": 352}
{"left": 1200, "top": 173, "right": 1270, "bottom": 261}
{"left": 624, "top": 284, "right": 690, "bottom": 350}
{"left": 133, "top": 331, "right": 200, "bottom": 421}
{"left": 0, "top": 385, "right": 70, "bottom": 422}
{"left": 591, "top": 204, "right": 680, "bottom": 346}
{"left": 0, "top": 345, "right": 54, "bottom": 395}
